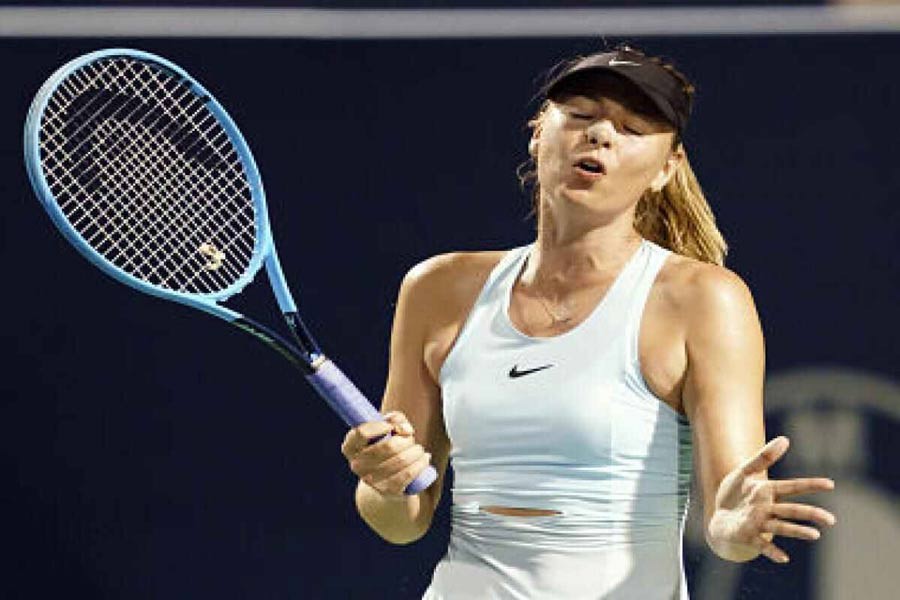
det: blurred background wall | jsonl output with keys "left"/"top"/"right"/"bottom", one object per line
{"left": 1, "top": 2, "right": 897, "bottom": 598}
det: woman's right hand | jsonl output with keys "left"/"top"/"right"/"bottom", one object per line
{"left": 341, "top": 411, "right": 432, "bottom": 499}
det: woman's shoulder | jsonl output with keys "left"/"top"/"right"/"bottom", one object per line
{"left": 401, "top": 250, "right": 509, "bottom": 307}
{"left": 654, "top": 252, "right": 757, "bottom": 319}
{"left": 395, "top": 250, "right": 513, "bottom": 362}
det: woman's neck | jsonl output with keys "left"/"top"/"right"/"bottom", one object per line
{"left": 527, "top": 208, "right": 643, "bottom": 291}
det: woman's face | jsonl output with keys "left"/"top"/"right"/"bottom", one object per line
{"left": 533, "top": 77, "right": 680, "bottom": 222}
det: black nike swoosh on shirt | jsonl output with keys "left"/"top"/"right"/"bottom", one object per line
{"left": 508, "top": 364, "right": 554, "bottom": 378}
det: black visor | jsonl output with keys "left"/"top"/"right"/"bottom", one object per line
{"left": 542, "top": 50, "right": 692, "bottom": 137}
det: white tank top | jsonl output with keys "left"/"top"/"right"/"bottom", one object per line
{"left": 425, "top": 239, "right": 693, "bottom": 599}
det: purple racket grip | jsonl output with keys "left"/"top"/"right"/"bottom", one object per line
{"left": 306, "top": 358, "right": 437, "bottom": 495}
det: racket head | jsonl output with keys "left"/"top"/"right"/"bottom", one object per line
{"left": 24, "top": 48, "right": 275, "bottom": 316}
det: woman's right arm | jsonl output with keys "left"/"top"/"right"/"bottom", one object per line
{"left": 341, "top": 256, "right": 456, "bottom": 545}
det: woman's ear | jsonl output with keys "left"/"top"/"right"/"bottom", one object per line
{"left": 527, "top": 106, "right": 546, "bottom": 158}
{"left": 649, "top": 146, "right": 684, "bottom": 193}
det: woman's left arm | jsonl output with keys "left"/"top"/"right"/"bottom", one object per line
{"left": 681, "top": 266, "right": 836, "bottom": 564}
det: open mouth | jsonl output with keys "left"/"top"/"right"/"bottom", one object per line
{"left": 574, "top": 159, "right": 605, "bottom": 175}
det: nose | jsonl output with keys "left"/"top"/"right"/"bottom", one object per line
{"left": 585, "top": 120, "right": 614, "bottom": 147}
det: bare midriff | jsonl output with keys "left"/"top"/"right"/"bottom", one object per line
{"left": 481, "top": 505, "right": 562, "bottom": 517}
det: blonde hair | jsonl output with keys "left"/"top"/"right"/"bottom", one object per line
{"left": 634, "top": 146, "right": 727, "bottom": 265}
{"left": 520, "top": 46, "right": 728, "bottom": 266}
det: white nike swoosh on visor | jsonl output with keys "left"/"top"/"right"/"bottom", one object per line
{"left": 608, "top": 59, "right": 641, "bottom": 67}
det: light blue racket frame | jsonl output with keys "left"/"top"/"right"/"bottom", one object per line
{"left": 24, "top": 48, "right": 287, "bottom": 317}
{"left": 24, "top": 48, "right": 436, "bottom": 495}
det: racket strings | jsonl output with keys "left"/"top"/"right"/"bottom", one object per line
{"left": 63, "top": 96, "right": 252, "bottom": 272}
{"left": 46, "top": 60, "right": 252, "bottom": 289}
{"left": 88, "top": 118, "right": 253, "bottom": 288}
{"left": 67, "top": 61, "right": 256, "bottom": 284}
{"left": 39, "top": 56, "right": 258, "bottom": 296}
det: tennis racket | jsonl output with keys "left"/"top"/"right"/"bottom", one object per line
{"left": 23, "top": 48, "right": 436, "bottom": 495}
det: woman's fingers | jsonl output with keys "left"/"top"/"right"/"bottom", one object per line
{"left": 342, "top": 408, "right": 417, "bottom": 458}
{"left": 740, "top": 436, "right": 790, "bottom": 477}
{"left": 341, "top": 419, "right": 394, "bottom": 459}
{"left": 340, "top": 411, "right": 429, "bottom": 497}
{"left": 771, "top": 502, "right": 837, "bottom": 528}
{"left": 368, "top": 451, "right": 433, "bottom": 497}
{"left": 748, "top": 501, "right": 836, "bottom": 564}
{"left": 763, "top": 518, "right": 822, "bottom": 541}
{"left": 752, "top": 536, "right": 790, "bottom": 564}
{"left": 383, "top": 410, "right": 416, "bottom": 436}
{"left": 713, "top": 440, "right": 836, "bottom": 565}
{"left": 772, "top": 477, "right": 835, "bottom": 497}
{"left": 345, "top": 424, "right": 429, "bottom": 495}
{"left": 362, "top": 442, "right": 427, "bottom": 483}
{"left": 350, "top": 432, "right": 416, "bottom": 472}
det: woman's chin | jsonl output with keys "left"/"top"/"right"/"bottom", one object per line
{"left": 556, "top": 187, "right": 609, "bottom": 211}
{"left": 545, "top": 188, "right": 635, "bottom": 224}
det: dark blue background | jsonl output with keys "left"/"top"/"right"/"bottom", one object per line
{"left": 2, "top": 33, "right": 897, "bottom": 598}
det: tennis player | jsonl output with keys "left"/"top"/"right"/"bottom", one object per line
{"left": 341, "top": 45, "right": 836, "bottom": 598}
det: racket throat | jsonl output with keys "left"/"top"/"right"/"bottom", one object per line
{"left": 231, "top": 316, "right": 317, "bottom": 374}
{"left": 284, "top": 311, "right": 323, "bottom": 363}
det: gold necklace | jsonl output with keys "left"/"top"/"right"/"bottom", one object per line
{"left": 534, "top": 292, "right": 574, "bottom": 324}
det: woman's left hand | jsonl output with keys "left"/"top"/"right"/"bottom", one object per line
{"left": 706, "top": 436, "right": 836, "bottom": 564}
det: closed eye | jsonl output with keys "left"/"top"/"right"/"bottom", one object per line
{"left": 571, "top": 113, "right": 644, "bottom": 134}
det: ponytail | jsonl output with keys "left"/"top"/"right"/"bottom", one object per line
{"left": 634, "top": 145, "right": 727, "bottom": 265}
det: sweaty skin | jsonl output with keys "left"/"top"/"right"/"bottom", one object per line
{"left": 343, "top": 77, "right": 835, "bottom": 562}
